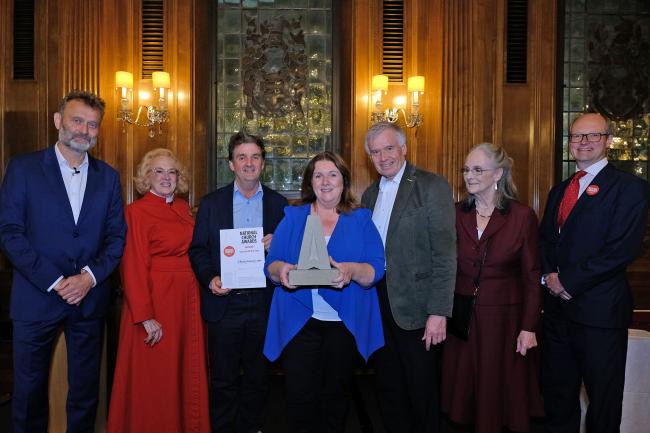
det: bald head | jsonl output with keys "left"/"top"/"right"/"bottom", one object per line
{"left": 569, "top": 113, "right": 612, "bottom": 169}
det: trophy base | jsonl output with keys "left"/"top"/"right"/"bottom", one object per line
{"left": 289, "top": 269, "right": 339, "bottom": 286}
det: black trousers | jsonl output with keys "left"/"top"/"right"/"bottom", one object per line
{"left": 373, "top": 279, "right": 441, "bottom": 433}
{"left": 542, "top": 313, "right": 628, "bottom": 433}
{"left": 282, "top": 318, "right": 358, "bottom": 433}
{"left": 206, "top": 290, "right": 269, "bottom": 433}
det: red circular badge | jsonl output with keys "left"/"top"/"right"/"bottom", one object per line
{"left": 586, "top": 185, "right": 599, "bottom": 196}
{"left": 223, "top": 246, "right": 235, "bottom": 257}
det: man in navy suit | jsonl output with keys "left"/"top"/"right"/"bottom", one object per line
{"left": 540, "top": 113, "right": 649, "bottom": 433}
{"left": 0, "top": 90, "right": 126, "bottom": 433}
{"left": 189, "top": 132, "right": 287, "bottom": 433}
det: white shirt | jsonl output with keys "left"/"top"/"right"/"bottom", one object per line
{"left": 48, "top": 143, "right": 96, "bottom": 291}
{"left": 311, "top": 235, "right": 340, "bottom": 321}
{"left": 577, "top": 158, "right": 608, "bottom": 197}
{"left": 371, "top": 161, "right": 407, "bottom": 246}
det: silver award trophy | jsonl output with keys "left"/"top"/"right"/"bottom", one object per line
{"left": 288, "top": 214, "right": 339, "bottom": 286}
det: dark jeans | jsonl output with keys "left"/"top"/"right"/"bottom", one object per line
{"left": 282, "top": 318, "right": 357, "bottom": 433}
{"left": 206, "top": 290, "right": 269, "bottom": 433}
{"left": 373, "top": 278, "right": 441, "bottom": 433}
{"left": 13, "top": 308, "right": 104, "bottom": 433}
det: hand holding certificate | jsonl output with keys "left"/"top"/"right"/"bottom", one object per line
{"left": 220, "top": 227, "right": 266, "bottom": 289}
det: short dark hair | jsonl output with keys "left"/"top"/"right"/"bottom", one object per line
{"left": 299, "top": 151, "right": 359, "bottom": 214}
{"left": 58, "top": 90, "right": 106, "bottom": 120}
{"left": 228, "top": 131, "right": 266, "bottom": 161}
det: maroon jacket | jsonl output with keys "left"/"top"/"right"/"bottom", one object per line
{"left": 455, "top": 200, "right": 542, "bottom": 331}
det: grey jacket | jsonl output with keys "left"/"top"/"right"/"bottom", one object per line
{"left": 361, "top": 162, "right": 456, "bottom": 330}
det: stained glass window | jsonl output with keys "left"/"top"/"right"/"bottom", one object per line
{"left": 213, "top": 0, "right": 336, "bottom": 194}
{"left": 560, "top": 0, "right": 649, "bottom": 181}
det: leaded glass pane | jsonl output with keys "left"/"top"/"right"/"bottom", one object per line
{"left": 214, "top": 1, "right": 336, "bottom": 193}
{"left": 559, "top": 1, "right": 649, "bottom": 181}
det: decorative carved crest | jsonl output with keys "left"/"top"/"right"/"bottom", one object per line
{"left": 588, "top": 18, "right": 650, "bottom": 120}
{"left": 242, "top": 15, "right": 307, "bottom": 120}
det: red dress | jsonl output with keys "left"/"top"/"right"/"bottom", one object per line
{"left": 108, "top": 192, "right": 210, "bottom": 433}
{"left": 442, "top": 201, "right": 544, "bottom": 433}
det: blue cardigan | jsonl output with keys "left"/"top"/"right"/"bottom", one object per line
{"left": 263, "top": 204, "right": 385, "bottom": 361}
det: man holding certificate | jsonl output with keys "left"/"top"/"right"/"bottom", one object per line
{"left": 189, "top": 132, "right": 288, "bottom": 433}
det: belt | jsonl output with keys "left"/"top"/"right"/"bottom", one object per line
{"left": 231, "top": 288, "right": 265, "bottom": 295}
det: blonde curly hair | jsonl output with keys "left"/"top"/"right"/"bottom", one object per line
{"left": 134, "top": 148, "right": 190, "bottom": 195}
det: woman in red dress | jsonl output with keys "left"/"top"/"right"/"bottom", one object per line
{"left": 442, "top": 143, "right": 543, "bottom": 433}
{"left": 108, "top": 148, "right": 209, "bottom": 433}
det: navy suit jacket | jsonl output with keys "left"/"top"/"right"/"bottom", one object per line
{"left": 188, "top": 182, "right": 288, "bottom": 322}
{"left": 539, "top": 163, "right": 649, "bottom": 328}
{"left": 0, "top": 145, "right": 126, "bottom": 321}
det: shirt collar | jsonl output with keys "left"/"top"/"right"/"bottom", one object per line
{"left": 149, "top": 189, "right": 174, "bottom": 203}
{"left": 379, "top": 161, "right": 406, "bottom": 191}
{"left": 578, "top": 158, "right": 608, "bottom": 177}
{"left": 234, "top": 180, "right": 263, "bottom": 198}
{"left": 55, "top": 142, "right": 88, "bottom": 171}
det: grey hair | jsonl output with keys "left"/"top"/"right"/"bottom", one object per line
{"left": 464, "top": 142, "right": 518, "bottom": 209}
{"left": 364, "top": 122, "right": 406, "bottom": 154}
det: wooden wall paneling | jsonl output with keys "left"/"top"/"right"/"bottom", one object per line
{"left": 0, "top": 0, "right": 8, "bottom": 175}
{"left": 189, "top": 0, "right": 210, "bottom": 205}
{"left": 527, "top": 0, "right": 557, "bottom": 214}
{"left": 348, "top": 0, "right": 376, "bottom": 198}
{"left": 99, "top": 0, "right": 136, "bottom": 202}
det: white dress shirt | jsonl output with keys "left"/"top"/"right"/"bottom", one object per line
{"left": 371, "top": 161, "right": 406, "bottom": 247}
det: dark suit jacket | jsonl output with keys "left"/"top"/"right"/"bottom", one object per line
{"left": 188, "top": 182, "right": 288, "bottom": 322}
{"left": 456, "top": 200, "right": 542, "bottom": 331}
{"left": 361, "top": 162, "right": 456, "bottom": 330}
{"left": 0, "top": 145, "right": 126, "bottom": 321}
{"left": 539, "top": 163, "right": 649, "bottom": 328}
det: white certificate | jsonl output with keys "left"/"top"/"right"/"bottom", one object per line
{"left": 219, "top": 227, "right": 266, "bottom": 289}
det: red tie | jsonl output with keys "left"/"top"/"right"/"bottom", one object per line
{"left": 557, "top": 170, "right": 587, "bottom": 228}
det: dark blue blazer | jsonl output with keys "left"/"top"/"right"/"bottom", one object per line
{"left": 188, "top": 182, "right": 288, "bottom": 322}
{"left": 0, "top": 145, "right": 126, "bottom": 321}
{"left": 539, "top": 163, "right": 649, "bottom": 328}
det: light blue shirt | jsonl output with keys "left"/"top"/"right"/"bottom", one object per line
{"left": 371, "top": 161, "right": 406, "bottom": 246}
{"left": 233, "top": 181, "right": 264, "bottom": 229}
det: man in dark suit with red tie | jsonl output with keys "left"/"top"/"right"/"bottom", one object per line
{"left": 539, "top": 113, "right": 649, "bottom": 433}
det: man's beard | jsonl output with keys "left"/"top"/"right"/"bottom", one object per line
{"left": 58, "top": 126, "right": 97, "bottom": 153}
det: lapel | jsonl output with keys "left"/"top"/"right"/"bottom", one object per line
{"left": 458, "top": 202, "right": 508, "bottom": 245}
{"left": 560, "top": 163, "right": 615, "bottom": 235}
{"left": 77, "top": 155, "right": 101, "bottom": 225}
{"left": 222, "top": 182, "right": 235, "bottom": 230}
{"left": 364, "top": 181, "right": 380, "bottom": 210}
{"left": 261, "top": 184, "right": 273, "bottom": 234}
{"left": 40, "top": 146, "right": 76, "bottom": 223}
{"left": 386, "top": 162, "right": 416, "bottom": 244}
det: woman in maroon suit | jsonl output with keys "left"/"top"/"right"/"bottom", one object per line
{"left": 441, "top": 143, "right": 543, "bottom": 433}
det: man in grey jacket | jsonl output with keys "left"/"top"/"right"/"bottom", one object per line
{"left": 361, "top": 122, "right": 456, "bottom": 433}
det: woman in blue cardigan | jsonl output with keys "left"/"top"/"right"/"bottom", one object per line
{"left": 264, "top": 151, "right": 385, "bottom": 433}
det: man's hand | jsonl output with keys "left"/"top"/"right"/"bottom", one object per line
{"left": 516, "top": 330, "right": 537, "bottom": 356}
{"left": 544, "top": 272, "right": 564, "bottom": 295}
{"left": 422, "top": 315, "right": 446, "bottom": 350}
{"left": 55, "top": 272, "right": 94, "bottom": 305}
{"left": 142, "top": 319, "right": 163, "bottom": 346}
{"left": 210, "top": 276, "right": 231, "bottom": 296}
{"left": 262, "top": 233, "right": 273, "bottom": 252}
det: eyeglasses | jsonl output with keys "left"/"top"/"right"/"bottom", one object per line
{"left": 461, "top": 167, "right": 495, "bottom": 176}
{"left": 151, "top": 167, "right": 179, "bottom": 177}
{"left": 568, "top": 132, "right": 610, "bottom": 143}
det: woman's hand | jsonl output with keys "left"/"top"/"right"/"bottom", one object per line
{"left": 329, "top": 257, "right": 375, "bottom": 288}
{"left": 142, "top": 319, "right": 163, "bottom": 346}
{"left": 516, "top": 330, "right": 537, "bottom": 356}
{"left": 268, "top": 260, "right": 297, "bottom": 289}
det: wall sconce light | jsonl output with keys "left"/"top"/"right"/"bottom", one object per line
{"left": 371, "top": 74, "right": 424, "bottom": 129}
{"left": 115, "top": 70, "right": 170, "bottom": 137}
